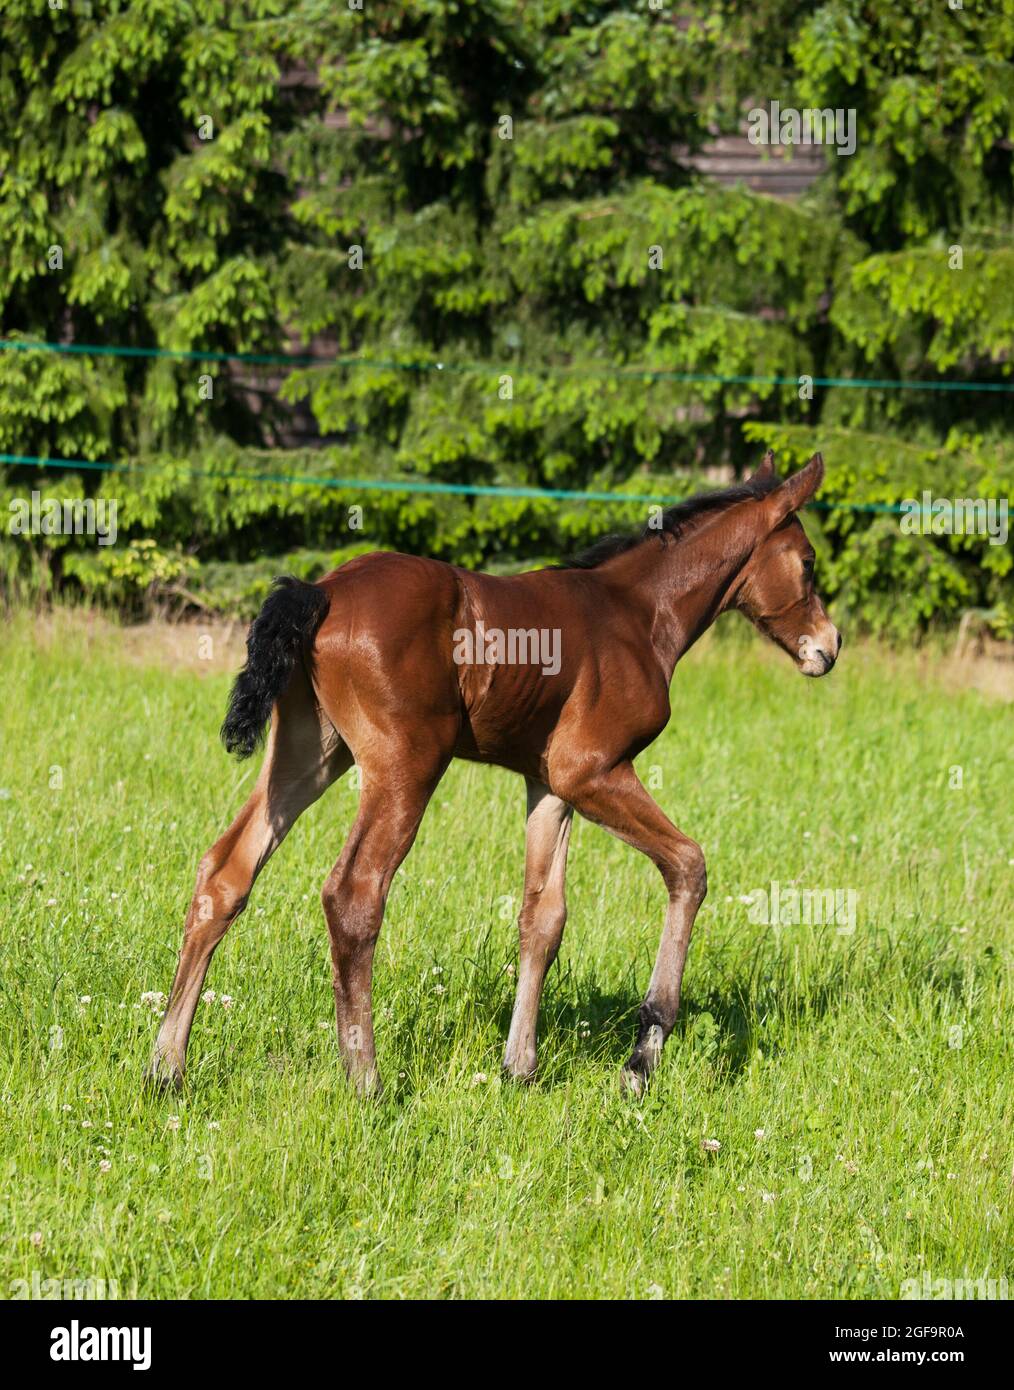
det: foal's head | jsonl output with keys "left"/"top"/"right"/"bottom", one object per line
{"left": 734, "top": 451, "right": 841, "bottom": 677}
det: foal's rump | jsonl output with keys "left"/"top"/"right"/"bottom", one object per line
{"left": 218, "top": 551, "right": 469, "bottom": 765}
{"left": 280, "top": 552, "right": 471, "bottom": 762}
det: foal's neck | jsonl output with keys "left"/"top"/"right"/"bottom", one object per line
{"left": 602, "top": 504, "right": 760, "bottom": 679}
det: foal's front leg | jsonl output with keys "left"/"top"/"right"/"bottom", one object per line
{"left": 503, "top": 779, "right": 573, "bottom": 1080}
{"left": 555, "top": 760, "right": 706, "bottom": 1093}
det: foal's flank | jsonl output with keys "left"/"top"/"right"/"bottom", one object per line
{"left": 149, "top": 451, "right": 840, "bottom": 1096}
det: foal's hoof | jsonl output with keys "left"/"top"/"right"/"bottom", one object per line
{"left": 502, "top": 1063, "right": 537, "bottom": 1085}
{"left": 620, "top": 1064, "right": 649, "bottom": 1097}
{"left": 502, "top": 1048, "right": 537, "bottom": 1083}
{"left": 145, "top": 1055, "right": 185, "bottom": 1095}
{"left": 621, "top": 1024, "right": 663, "bottom": 1096}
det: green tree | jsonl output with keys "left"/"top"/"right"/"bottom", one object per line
{"left": 1, "top": 0, "right": 1011, "bottom": 635}
{"left": 0, "top": 0, "right": 298, "bottom": 459}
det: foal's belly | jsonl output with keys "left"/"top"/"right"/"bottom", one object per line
{"left": 452, "top": 671, "right": 564, "bottom": 781}
{"left": 451, "top": 738, "right": 546, "bottom": 781}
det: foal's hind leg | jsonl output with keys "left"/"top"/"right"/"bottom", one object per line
{"left": 321, "top": 748, "right": 448, "bottom": 1095}
{"left": 148, "top": 674, "right": 349, "bottom": 1090}
{"left": 503, "top": 779, "right": 573, "bottom": 1080}
{"left": 553, "top": 759, "right": 706, "bottom": 1094}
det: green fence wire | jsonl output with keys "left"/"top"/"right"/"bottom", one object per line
{"left": 2, "top": 337, "right": 1013, "bottom": 393}
{"left": 0, "top": 453, "right": 920, "bottom": 514}
{"left": 2, "top": 335, "right": 1010, "bottom": 516}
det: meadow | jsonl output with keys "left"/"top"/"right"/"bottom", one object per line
{"left": 1, "top": 609, "right": 1011, "bottom": 1300}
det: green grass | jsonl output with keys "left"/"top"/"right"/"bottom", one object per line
{"left": 1, "top": 610, "right": 1011, "bottom": 1300}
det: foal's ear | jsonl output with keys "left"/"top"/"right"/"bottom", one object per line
{"left": 764, "top": 453, "right": 824, "bottom": 527}
{"left": 750, "top": 449, "right": 776, "bottom": 483}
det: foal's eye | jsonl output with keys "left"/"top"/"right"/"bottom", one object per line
{"left": 802, "top": 557, "right": 815, "bottom": 579}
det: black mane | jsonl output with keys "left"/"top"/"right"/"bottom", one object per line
{"left": 555, "top": 476, "right": 778, "bottom": 570}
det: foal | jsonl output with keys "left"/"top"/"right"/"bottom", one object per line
{"left": 149, "top": 450, "right": 840, "bottom": 1095}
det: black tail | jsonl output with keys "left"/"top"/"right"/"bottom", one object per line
{"left": 220, "top": 577, "right": 330, "bottom": 758}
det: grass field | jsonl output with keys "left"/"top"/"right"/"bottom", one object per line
{"left": 1, "top": 609, "right": 1011, "bottom": 1300}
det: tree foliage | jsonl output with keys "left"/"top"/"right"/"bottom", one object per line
{"left": 1, "top": 0, "right": 1012, "bottom": 636}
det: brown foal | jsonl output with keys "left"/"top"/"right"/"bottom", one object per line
{"left": 149, "top": 450, "right": 840, "bottom": 1095}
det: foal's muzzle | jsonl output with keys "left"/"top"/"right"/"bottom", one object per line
{"left": 799, "top": 627, "right": 842, "bottom": 677}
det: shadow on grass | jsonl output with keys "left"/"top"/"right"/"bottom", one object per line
{"left": 154, "top": 928, "right": 980, "bottom": 1108}
{"left": 495, "top": 931, "right": 976, "bottom": 1093}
